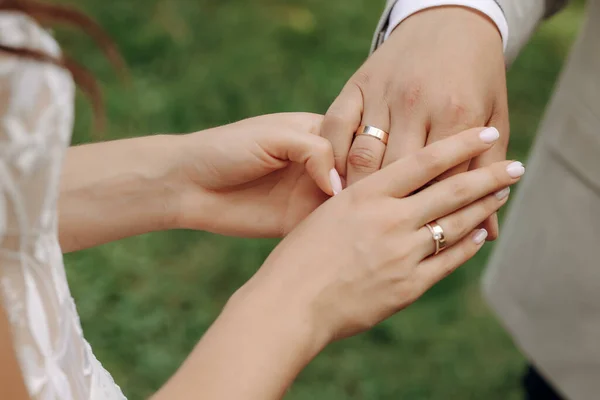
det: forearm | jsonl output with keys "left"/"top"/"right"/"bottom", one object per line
{"left": 58, "top": 135, "right": 183, "bottom": 252}
{"left": 153, "top": 282, "right": 326, "bottom": 400}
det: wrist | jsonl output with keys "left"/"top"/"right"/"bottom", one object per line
{"left": 229, "top": 275, "right": 330, "bottom": 363}
{"left": 156, "top": 279, "right": 329, "bottom": 399}
{"left": 121, "top": 134, "right": 187, "bottom": 232}
{"left": 58, "top": 134, "right": 186, "bottom": 251}
{"left": 388, "top": 5, "right": 505, "bottom": 49}
{"left": 165, "top": 130, "right": 224, "bottom": 232}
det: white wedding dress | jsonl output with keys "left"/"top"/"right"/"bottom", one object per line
{"left": 0, "top": 12, "right": 126, "bottom": 400}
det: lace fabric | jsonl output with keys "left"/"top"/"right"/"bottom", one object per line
{"left": 0, "top": 12, "right": 126, "bottom": 400}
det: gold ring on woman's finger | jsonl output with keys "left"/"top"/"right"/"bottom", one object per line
{"left": 425, "top": 221, "right": 447, "bottom": 256}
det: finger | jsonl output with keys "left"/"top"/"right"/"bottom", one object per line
{"left": 284, "top": 134, "right": 338, "bottom": 196}
{"left": 367, "top": 126, "right": 499, "bottom": 198}
{"left": 380, "top": 92, "right": 428, "bottom": 169}
{"left": 321, "top": 83, "right": 363, "bottom": 179}
{"left": 413, "top": 187, "right": 510, "bottom": 260}
{"left": 483, "top": 213, "right": 500, "bottom": 242}
{"left": 407, "top": 160, "right": 524, "bottom": 227}
{"left": 424, "top": 102, "right": 490, "bottom": 180}
{"left": 346, "top": 91, "right": 391, "bottom": 185}
{"left": 473, "top": 102, "right": 510, "bottom": 241}
{"left": 413, "top": 229, "right": 488, "bottom": 292}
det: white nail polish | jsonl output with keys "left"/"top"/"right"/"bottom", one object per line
{"left": 473, "top": 229, "right": 488, "bottom": 245}
{"left": 479, "top": 127, "right": 500, "bottom": 143}
{"left": 506, "top": 161, "right": 525, "bottom": 178}
{"left": 329, "top": 169, "right": 343, "bottom": 195}
{"left": 495, "top": 187, "right": 510, "bottom": 200}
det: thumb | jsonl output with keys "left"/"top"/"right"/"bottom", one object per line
{"left": 279, "top": 133, "right": 341, "bottom": 197}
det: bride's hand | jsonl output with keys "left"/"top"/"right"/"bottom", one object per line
{"left": 171, "top": 113, "right": 339, "bottom": 237}
{"left": 156, "top": 127, "right": 524, "bottom": 400}
{"left": 234, "top": 127, "right": 523, "bottom": 343}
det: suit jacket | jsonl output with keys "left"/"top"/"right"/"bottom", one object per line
{"left": 374, "top": 1, "right": 600, "bottom": 399}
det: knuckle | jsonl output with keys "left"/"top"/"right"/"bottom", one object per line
{"left": 444, "top": 96, "right": 468, "bottom": 119}
{"left": 351, "top": 71, "right": 372, "bottom": 88}
{"left": 323, "top": 96, "right": 360, "bottom": 134}
{"left": 314, "top": 137, "right": 333, "bottom": 156}
{"left": 448, "top": 181, "right": 471, "bottom": 204}
{"left": 441, "top": 96, "right": 487, "bottom": 126}
{"left": 348, "top": 145, "right": 381, "bottom": 172}
{"left": 400, "top": 81, "right": 424, "bottom": 109}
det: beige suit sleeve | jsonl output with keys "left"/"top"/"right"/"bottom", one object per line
{"left": 497, "top": 0, "right": 570, "bottom": 64}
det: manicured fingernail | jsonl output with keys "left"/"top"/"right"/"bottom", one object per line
{"left": 495, "top": 187, "right": 510, "bottom": 200}
{"left": 506, "top": 161, "right": 525, "bottom": 178}
{"left": 329, "top": 169, "right": 343, "bottom": 195}
{"left": 479, "top": 127, "right": 500, "bottom": 143}
{"left": 473, "top": 229, "right": 488, "bottom": 245}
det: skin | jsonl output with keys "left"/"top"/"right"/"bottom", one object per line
{"left": 2, "top": 115, "right": 523, "bottom": 399}
{"left": 59, "top": 113, "right": 335, "bottom": 251}
{"left": 0, "top": 5, "right": 521, "bottom": 399}
{"left": 321, "top": 6, "right": 509, "bottom": 239}
{"left": 155, "top": 127, "right": 523, "bottom": 399}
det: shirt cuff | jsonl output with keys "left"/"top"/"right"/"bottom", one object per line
{"left": 384, "top": 0, "right": 509, "bottom": 52}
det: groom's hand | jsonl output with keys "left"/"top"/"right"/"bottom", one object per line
{"left": 321, "top": 6, "right": 509, "bottom": 239}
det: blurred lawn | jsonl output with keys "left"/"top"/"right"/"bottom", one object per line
{"left": 57, "top": 0, "right": 585, "bottom": 399}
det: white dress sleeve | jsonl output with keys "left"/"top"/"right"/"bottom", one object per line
{"left": 0, "top": 12, "right": 126, "bottom": 400}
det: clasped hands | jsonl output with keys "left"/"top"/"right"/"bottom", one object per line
{"left": 108, "top": 7, "right": 515, "bottom": 398}
{"left": 162, "top": 5, "right": 513, "bottom": 354}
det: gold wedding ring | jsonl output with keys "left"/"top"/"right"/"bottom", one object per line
{"left": 354, "top": 125, "right": 389, "bottom": 145}
{"left": 425, "top": 221, "right": 447, "bottom": 256}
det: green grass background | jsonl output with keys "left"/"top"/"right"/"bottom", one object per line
{"left": 55, "top": 0, "right": 586, "bottom": 398}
